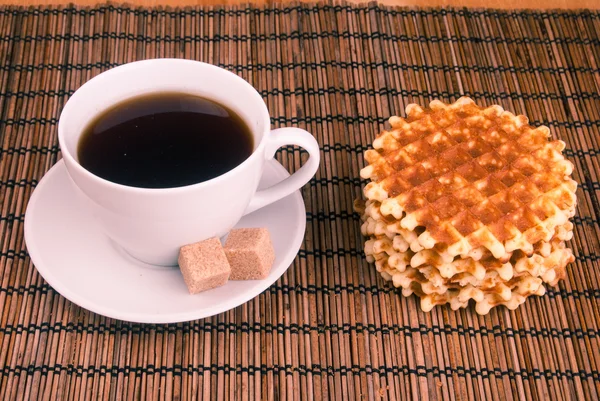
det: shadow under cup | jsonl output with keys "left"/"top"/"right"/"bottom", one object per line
{"left": 58, "top": 59, "right": 275, "bottom": 267}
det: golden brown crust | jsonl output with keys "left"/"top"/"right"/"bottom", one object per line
{"left": 356, "top": 98, "right": 577, "bottom": 315}
{"left": 361, "top": 97, "right": 577, "bottom": 260}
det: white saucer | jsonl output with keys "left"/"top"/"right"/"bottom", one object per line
{"left": 24, "top": 159, "right": 306, "bottom": 324}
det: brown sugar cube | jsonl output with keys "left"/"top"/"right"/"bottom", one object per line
{"left": 178, "top": 237, "right": 231, "bottom": 294}
{"left": 224, "top": 228, "right": 275, "bottom": 280}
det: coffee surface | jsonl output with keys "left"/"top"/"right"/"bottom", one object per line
{"left": 77, "top": 93, "right": 253, "bottom": 189}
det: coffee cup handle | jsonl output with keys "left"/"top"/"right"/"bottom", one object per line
{"left": 243, "top": 127, "right": 320, "bottom": 215}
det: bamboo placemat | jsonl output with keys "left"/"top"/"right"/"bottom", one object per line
{"left": 0, "top": 3, "right": 599, "bottom": 400}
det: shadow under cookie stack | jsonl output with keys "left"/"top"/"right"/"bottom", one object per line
{"left": 355, "top": 97, "right": 578, "bottom": 314}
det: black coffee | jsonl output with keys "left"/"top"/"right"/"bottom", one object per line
{"left": 77, "top": 92, "right": 253, "bottom": 188}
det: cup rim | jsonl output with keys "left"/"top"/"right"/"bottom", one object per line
{"left": 58, "top": 58, "right": 271, "bottom": 193}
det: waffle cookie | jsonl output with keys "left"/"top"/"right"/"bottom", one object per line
{"left": 356, "top": 97, "right": 577, "bottom": 314}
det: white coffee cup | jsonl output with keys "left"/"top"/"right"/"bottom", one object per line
{"left": 58, "top": 59, "right": 320, "bottom": 266}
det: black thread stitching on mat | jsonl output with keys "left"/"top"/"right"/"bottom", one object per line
{"left": 0, "top": 250, "right": 29, "bottom": 259}
{"left": 5, "top": 144, "right": 597, "bottom": 165}
{"left": 0, "top": 284, "right": 52, "bottom": 296}
{"left": 1, "top": 144, "right": 599, "bottom": 162}
{"left": 289, "top": 146, "right": 597, "bottom": 161}
{"left": 270, "top": 284, "right": 600, "bottom": 301}
{"left": 2, "top": 116, "right": 600, "bottom": 130}
{"left": 4, "top": 88, "right": 600, "bottom": 102}
{"left": 0, "top": 179, "right": 39, "bottom": 189}
{"left": 286, "top": 147, "right": 600, "bottom": 163}
{"left": 2, "top": 362, "right": 598, "bottom": 380}
{"left": 2, "top": 283, "right": 599, "bottom": 301}
{"left": 1, "top": 283, "right": 599, "bottom": 305}
{"left": 303, "top": 212, "right": 599, "bottom": 227}
{"left": 305, "top": 177, "right": 599, "bottom": 194}
{"left": 1, "top": 320, "right": 599, "bottom": 341}
{"left": 571, "top": 216, "right": 600, "bottom": 225}
{"left": 564, "top": 149, "right": 600, "bottom": 157}
{"left": 0, "top": 213, "right": 25, "bottom": 223}
{"left": 2, "top": 32, "right": 599, "bottom": 47}
{"left": 273, "top": 145, "right": 598, "bottom": 158}
{"left": 0, "top": 5, "right": 597, "bottom": 19}
{"left": 269, "top": 88, "right": 600, "bottom": 102}
{"left": 578, "top": 182, "right": 600, "bottom": 192}
{"left": 286, "top": 144, "right": 600, "bottom": 160}
{"left": 1, "top": 61, "right": 599, "bottom": 75}
{"left": 306, "top": 211, "right": 362, "bottom": 221}
{"left": 297, "top": 248, "right": 598, "bottom": 263}
{"left": 0, "top": 211, "right": 596, "bottom": 229}
{"left": 2, "top": 144, "right": 592, "bottom": 157}
{"left": 0, "top": 145, "right": 60, "bottom": 156}
{"left": 1, "top": 245, "right": 597, "bottom": 268}
{"left": 0, "top": 177, "right": 598, "bottom": 194}
{"left": 574, "top": 254, "right": 600, "bottom": 262}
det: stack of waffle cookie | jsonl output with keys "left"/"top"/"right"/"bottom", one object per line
{"left": 355, "top": 97, "right": 577, "bottom": 314}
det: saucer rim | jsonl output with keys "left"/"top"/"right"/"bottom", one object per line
{"left": 24, "top": 159, "right": 306, "bottom": 323}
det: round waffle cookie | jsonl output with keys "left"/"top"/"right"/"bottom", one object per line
{"left": 358, "top": 198, "right": 574, "bottom": 263}
{"left": 356, "top": 97, "right": 577, "bottom": 314}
